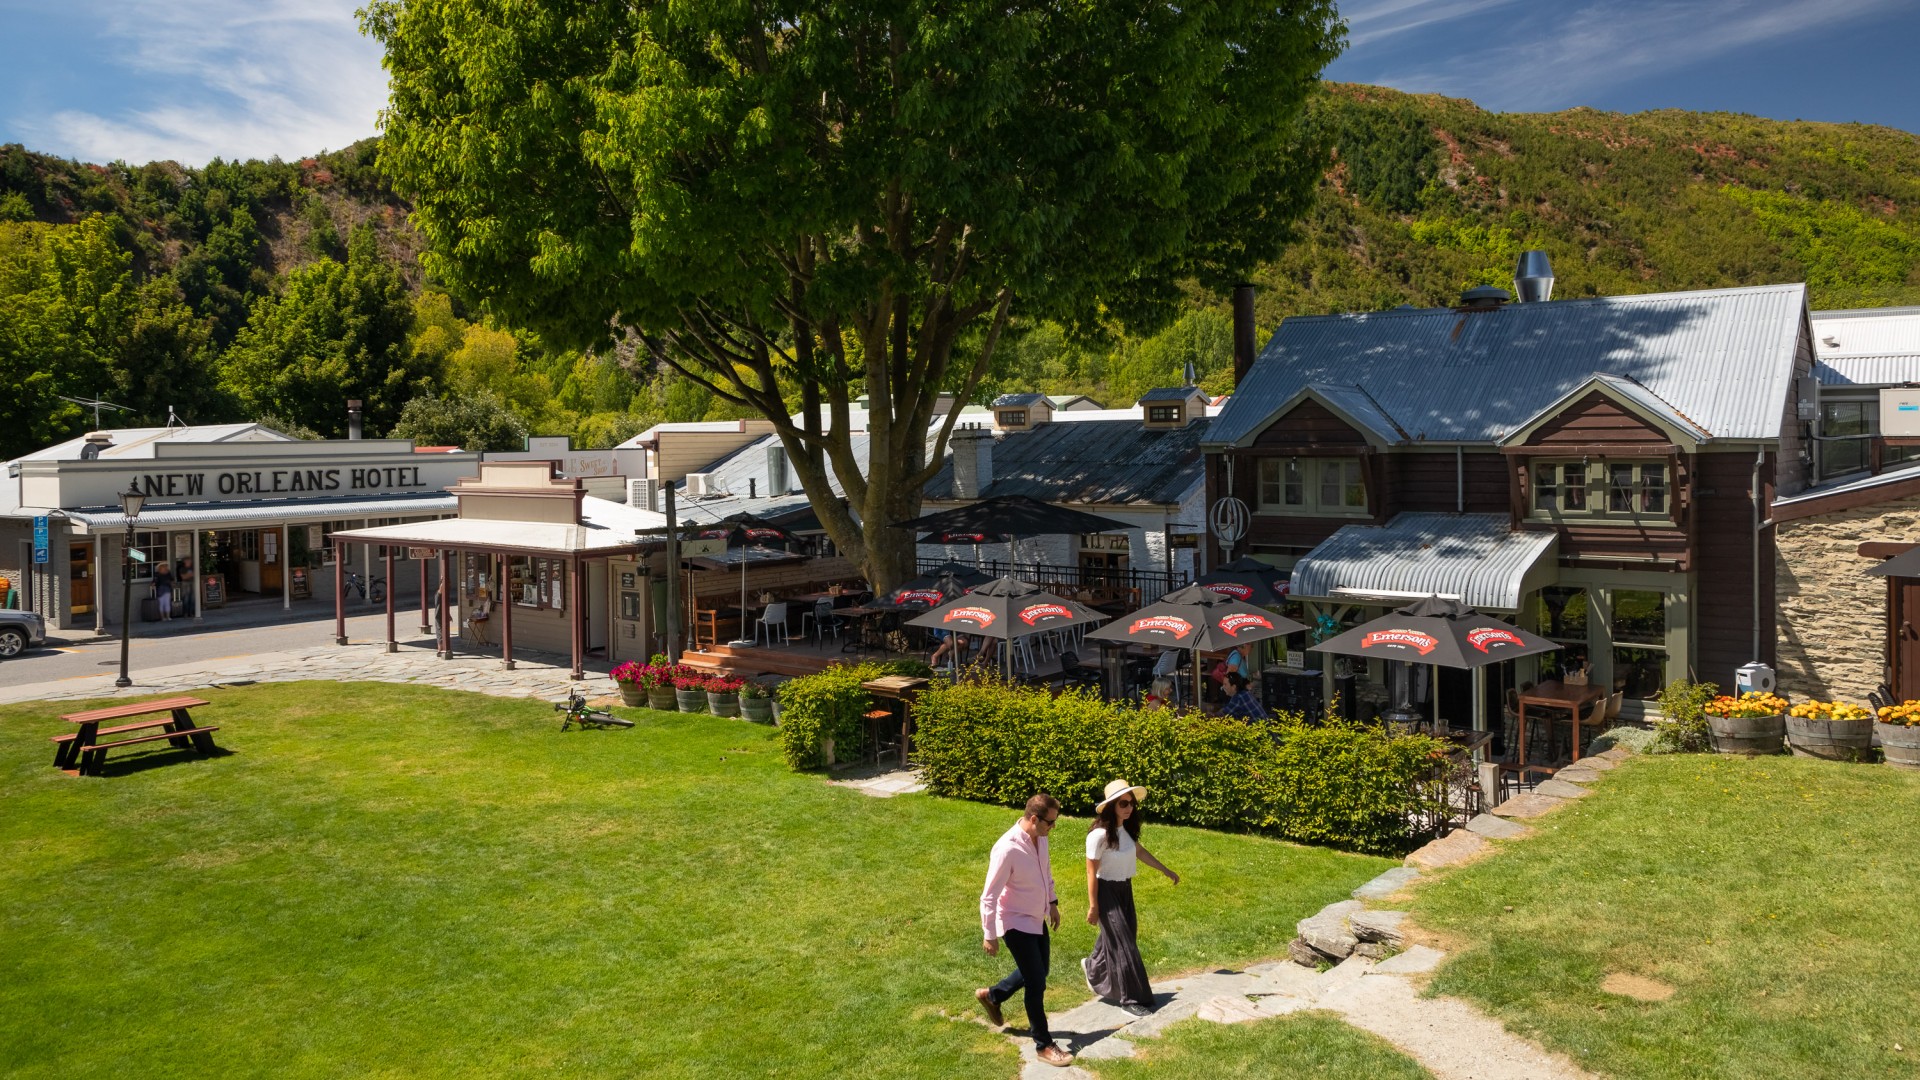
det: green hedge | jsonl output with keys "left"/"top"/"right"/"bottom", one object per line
{"left": 775, "top": 660, "right": 934, "bottom": 770}
{"left": 910, "top": 680, "right": 1449, "bottom": 855}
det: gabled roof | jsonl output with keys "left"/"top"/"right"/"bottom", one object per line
{"left": 993, "top": 393, "right": 1049, "bottom": 408}
{"left": 11, "top": 423, "right": 294, "bottom": 463}
{"left": 1207, "top": 283, "right": 1809, "bottom": 448}
{"left": 1304, "top": 383, "right": 1410, "bottom": 445}
{"left": 1498, "top": 372, "right": 1712, "bottom": 448}
{"left": 923, "top": 418, "right": 1208, "bottom": 506}
{"left": 1811, "top": 305, "right": 1920, "bottom": 387}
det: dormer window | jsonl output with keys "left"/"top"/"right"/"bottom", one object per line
{"left": 1147, "top": 405, "right": 1181, "bottom": 424}
{"left": 997, "top": 409, "right": 1027, "bottom": 427}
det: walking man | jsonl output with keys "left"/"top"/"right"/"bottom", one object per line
{"left": 976, "top": 793, "right": 1074, "bottom": 1068}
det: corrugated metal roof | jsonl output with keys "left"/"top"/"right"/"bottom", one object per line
{"left": 329, "top": 496, "right": 665, "bottom": 554}
{"left": 61, "top": 492, "right": 459, "bottom": 530}
{"left": 1208, "top": 283, "right": 1808, "bottom": 447}
{"left": 994, "top": 393, "right": 1049, "bottom": 407}
{"left": 1813, "top": 355, "right": 1920, "bottom": 386}
{"left": 12, "top": 423, "right": 294, "bottom": 462}
{"left": 1306, "top": 383, "right": 1410, "bottom": 443}
{"left": 923, "top": 418, "right": 1208, "bottom": 506}
{"left": 1290, "top": 513, "right": 1559, "bottom": 612}
{"left": 1502, "top": 373, "right": 1713, "bottom": 444}
{"left": 1137, "top": 387, "right": 1204, "bottom": 403}
{"left": 1811, "top": 307, "right": 1920, "bottom": 387}
{"left": 1772, "top": 459, "right": 1920, "bottom": 509}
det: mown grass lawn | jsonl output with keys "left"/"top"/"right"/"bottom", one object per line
{"left": 0, "top": 683, "right": 1390, "bottom": 1079}
{"left": 1408, "top": 753, "right": 1920, "bottom": 1080}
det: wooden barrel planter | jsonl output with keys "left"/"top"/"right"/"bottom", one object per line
{"left": 675, "top": 687, "right": 708, "bottom": 713}
{"left": 1786, "top": 716, "right": 1876, "bottom": 761}
{"left": 1879, "top": 723, "right": 1920, "bottom": 771}
{"left": 617, "top": 684, "right": 647, "bottom": 708}
{"left": 1707, "top": 712, "right": 1786, "bottom": 755}
{"left": 707, "top": 691, "right": 740, "bottom": 717}
{"left": 741, "top": 696, "right": 775, "bottom": 723}
{"left": 647, "top": 686, "right": 678, "bottom": 711}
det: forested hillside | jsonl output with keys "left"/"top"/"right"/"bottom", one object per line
{"left": 4, "top": 83, "right": 1918, "bottom": 461}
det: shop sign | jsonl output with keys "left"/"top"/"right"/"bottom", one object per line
{"left": 130, "top": 466, "right": 431, "bottom": 501}
{"left": 33, "top": 516, "right": 49, "bottom": 563}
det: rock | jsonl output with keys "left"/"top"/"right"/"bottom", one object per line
{"left": 1354, "top": 941, "right": 1393, "bottom": 960}
{"left": 1573, "top": 754, "right": 1618, "bottom": 771}
{"left": 1352, "top": 866, "right": 1422, "bottom": 900}
{"left": 1072, "top": 1036, "right": 1137, "bottom": 1061}
{"left": 1252, "top": 995, "right": 1313, "bottom": 1017}
{"left": 1599, "top": 746, "right": 1633, "bottom": 761}
{"left": 1289, "top": 937, "right": 1327, "bottom": 968}
{"left": 1488, "top": 792, "right": 1569, "bottom": 819}
{"left": 1247, "top": 961, "right": 1323, "bottom": 999}
{"left": 1197, "top": 995, "right": 1267, "bottom": 1024}
{"left": 1371, "top": 944, "right": 1447, "bottom": 975}
{"left": 1533, "top": 778, "right": 1592, "bottom": 799}
{"left": 1296, "top": 899, "right": 1365, "bottom": 959}
{"left": 1350, "top": 909, "right": 1408, "bottom": 947}
{"left": 1466, "top": 812, "right": 1533, "bottom": 840}
{"left": 1405, "top": 829, "right": 1490, "bottom": 869}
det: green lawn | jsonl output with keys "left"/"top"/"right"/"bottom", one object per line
{"left": 1408, "top": 753, "right": 1920, "bottom": 1079}
{"left": 1088, "top": 1013, "right": 1433, "bottom": 1079}
{"left": 0, "top": 683, "right": 1389, "bottom": 1078}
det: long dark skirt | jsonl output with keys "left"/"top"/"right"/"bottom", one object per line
{"left": 1087, "top": 878, "right": 1152, "bottom": 1006}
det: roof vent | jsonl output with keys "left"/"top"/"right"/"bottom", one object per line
{"left": 1458, "top": 285, "right": 1511, "bottom": 310}
{"left": 1512, "top": 250, "right": 1554, "bottom": 303}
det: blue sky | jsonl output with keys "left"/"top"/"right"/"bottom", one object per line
{"left": 1, "top": 0, "right": 1916, "bottom": 166}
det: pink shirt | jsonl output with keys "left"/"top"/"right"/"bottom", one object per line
{"left": 980, "top": 820, "right": 1056, "bottom": 939}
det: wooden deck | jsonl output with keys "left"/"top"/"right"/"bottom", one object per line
{"left": 678, "top": 639, "right": 921, "bottom": 679}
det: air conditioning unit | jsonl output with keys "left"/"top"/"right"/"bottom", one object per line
{"left": 1882, "top": 388, "right": 1920, "bottom": 437}
{"left": 684, "top": 472, "right": 717, "bottom": 497}
{"left": 627, "top": 478, "right": 659, "bottom": 511}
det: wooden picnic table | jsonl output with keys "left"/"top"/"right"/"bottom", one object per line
{"left": 53, "top": 696, "right": 219, "bottom": 776}
{"left": 1516, "top": 681, "right": 1609, "bottom": 767}
{"left": 861, "top": 675, "right": 930, "bottom": 766}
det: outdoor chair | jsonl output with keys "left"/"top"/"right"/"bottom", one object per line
{"left": 802, "top": 598, "right": 842, "bottom": 645}
{"left": 754, "top": 602, "right": 791, "bottom": 647}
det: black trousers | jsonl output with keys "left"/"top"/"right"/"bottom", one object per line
{"left": 989, "top": 926, "right": 1052, "bottom": 1049}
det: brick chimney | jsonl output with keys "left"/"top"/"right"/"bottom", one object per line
{"left": 1232, "top": 284, "right": 1256, "bottom": 386}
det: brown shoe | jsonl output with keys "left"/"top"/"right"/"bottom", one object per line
{"left": 975, "top": 988, "right": 1004, "bottom": 1027}
{"left": 1036, "top": 1045, "right": 1074, "bottom": 1068}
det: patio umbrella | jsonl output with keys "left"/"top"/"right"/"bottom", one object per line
{"left": 1309, "top": 596, "right": 1560, "bottom": 740}
{"left": 1194, "top": 556, "right": 1290, "bottom": 607}
{"left": 894, "top": 495, "right": 1135, "bottom": 572}
{"left": 872, "top": 562, "right": 993, "bottom": 610}
{"left": 692, "top": 512, "right": 800, "bottom": 646}
{"left": 905, "top": 575, "right": 1108, "bottom": 681}
{"left": 1087, "top": 584, "right": 1308, "bottom": 706}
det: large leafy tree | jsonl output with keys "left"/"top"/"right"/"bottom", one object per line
{"left": 220, "top": 224, "right": 436, "bottom": 437}
{"left": 0, "top": 215, "right": 134, "bottom": 457}
{"left": 366, "top": 0, "right": 1342, "bottom": 588}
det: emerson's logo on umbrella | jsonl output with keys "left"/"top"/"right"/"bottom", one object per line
{"left": 897, "top": 589, "right": 946, "bottom": 606}
{"left": 1360, "top": 628, "right": 1439, "bottom": 655}
{"left": 1467, "top": 627, "right": 1526, "bottom": 653}
{"left": 1018, "top": 603, "right": 1074, "bottom": 625}
{"left": 1130, "top": 615, "right": 1194, "bottom": 638}
{"left": 1218, "top": 612, "right": 1274, "bottom": 637}
{"left": 1203, "top": 582, "right": 1253, "bottom": 601}
{"left": 944, "top": 607, "right": 995, "bottom": 627}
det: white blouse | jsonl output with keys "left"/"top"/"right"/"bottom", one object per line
{"left": 1086, "top": 827, "right": 1138, "bottom": 881}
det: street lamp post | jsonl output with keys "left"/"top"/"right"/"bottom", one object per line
{"left": 115, "top": 483, "right": 147, "bottom": 688}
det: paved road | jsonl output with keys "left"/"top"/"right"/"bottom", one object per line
{"left": 5, "top": 610, "right": 433, "bottom": 686}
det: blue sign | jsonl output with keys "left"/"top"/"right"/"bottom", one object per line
{"left": 32, "top": 516, "right": 49, "bottom": 564}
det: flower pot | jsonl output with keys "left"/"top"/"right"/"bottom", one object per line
{"left": 1879, "top": 722, "right": 1920, "bottom": 771}
{"left": 617, "top": 684, "right": 646, "bottom": 708}
{"left": 647, "top": 687, "right": 678, "bottom": 711}
{"left": 742, "top": 696, "right": 774, "bottom": 723}
{"left": 1786, "top": 715, "right": 1875, "bottom": 761}
{"left": 1707, "top": 712, "right": 1785, "bottom": 755}
{"left": 675, "top": 688, "right": 708, "bottom": 713}
{"left": 707, "top": 691, "right": 740, "bottom": 717}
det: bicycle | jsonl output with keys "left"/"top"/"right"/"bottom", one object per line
{"left": 342, "top": 570, "right": 386, "bottom": 603}
{"left": 556, "top": 687, "right": 633, "bottom": 731}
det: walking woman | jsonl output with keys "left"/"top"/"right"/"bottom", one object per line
{"left": 1082, "top": 779, "right": 1179, "bottom": 1015}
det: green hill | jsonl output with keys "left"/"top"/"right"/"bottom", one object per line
{"left": 4, "top": 85, "right": 1919, "bottom": 459}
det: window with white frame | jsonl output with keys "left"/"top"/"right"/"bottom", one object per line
{"left": 129, "top": 530, "right": 168, "bottom": 581}
{"left": 1258, "top": 457, "right": 1366, "bottom": 514}
{"left": 1533, "top": 460, "right": 1667, "bottom": 518}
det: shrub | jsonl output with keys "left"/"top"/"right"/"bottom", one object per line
{"left": 776, "top": 662, "right": 899, "bottom": 769}
{"left": 908, "top": 679, "right": 1449, "bottom": 855}
{"left": 1651, "top": 679, "right": 1717, "bottom": 753}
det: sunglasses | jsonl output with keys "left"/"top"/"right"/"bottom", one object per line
{"left": 1039, "top": 815, "right": 1059, "bottom": 826}
{"left": 1114, "top": 798, "right": 1135, "bottom": 808}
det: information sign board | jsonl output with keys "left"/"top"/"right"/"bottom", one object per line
{"left": 33, "top": 516, "right": 49, "bottom": 564}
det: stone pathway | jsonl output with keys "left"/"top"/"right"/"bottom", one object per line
{"left": 991, "top": 749, "right": 1636, "bottom": 1078}
{"left": 827, "top": 766, "right": 928, "bottom": 798}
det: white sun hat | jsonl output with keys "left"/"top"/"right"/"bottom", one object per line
{"left": 1094, "top": 779, "right": 1148, "bottom": 812}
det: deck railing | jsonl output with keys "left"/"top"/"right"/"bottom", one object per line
{"left": 916, "top": 557, "right": 1189, "bottom": 605}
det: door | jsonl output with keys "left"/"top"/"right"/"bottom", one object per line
{"left": 1892, "top": 578, "right": 1920, "bottom": 701}
{"left": 588, "top": 561, "right": 609, "bottom": 651}
{"left": 69, "top": 543, "right": 94, "bottom": 614}
{"left": 259, "top": 529, "right": 283, "bottom": 591}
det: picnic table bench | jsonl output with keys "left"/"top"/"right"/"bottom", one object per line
{"left": 52, "top": 696, "right": 219, "bottom": 776}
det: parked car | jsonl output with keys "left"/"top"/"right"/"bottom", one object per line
{"left": 0, "top": 609, "right": 47, "bottom": 657}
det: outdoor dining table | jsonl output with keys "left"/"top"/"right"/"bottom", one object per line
{"left": 1516, "top": 680, "right": 1610, "bottom": 766}
{"left": 835, "top": 605, "right": 889, "bottom": 653}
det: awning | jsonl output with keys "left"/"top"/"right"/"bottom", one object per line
{"left": 329, "top": 496, "right": 667, "bottom": 557}
{"left": 1288, "top": 513, "right": 1558, "bottom": 613}
{"left": 60, "top": 492, "right": 459, "bottom": 531}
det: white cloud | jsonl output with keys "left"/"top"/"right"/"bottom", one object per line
{"left": 12, "top": 0, "right": 387, "bottom": 164}
{"left": 1354, "top": 0, "right": 1907, "bottom": 109}
{"left": 1339, "top": 0, "right": 1523, "bottom": 48}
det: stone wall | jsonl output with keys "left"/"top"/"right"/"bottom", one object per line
{"left": 1774, "top": 501, "right": 1920, "bottom": 702}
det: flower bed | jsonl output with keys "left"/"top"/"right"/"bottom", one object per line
{"left": 1703, "top": 691, "right": 1789, "bottom": 755}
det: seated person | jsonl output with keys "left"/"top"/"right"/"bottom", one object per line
{"left": 929, "top": 628, "right": 958, "bottom": 666}
{"left": 1152, "top": 647, "right": 1183, "bottom": 703}
{"left": 1220, "top": 672, "right": 1268, "bottom": 721}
